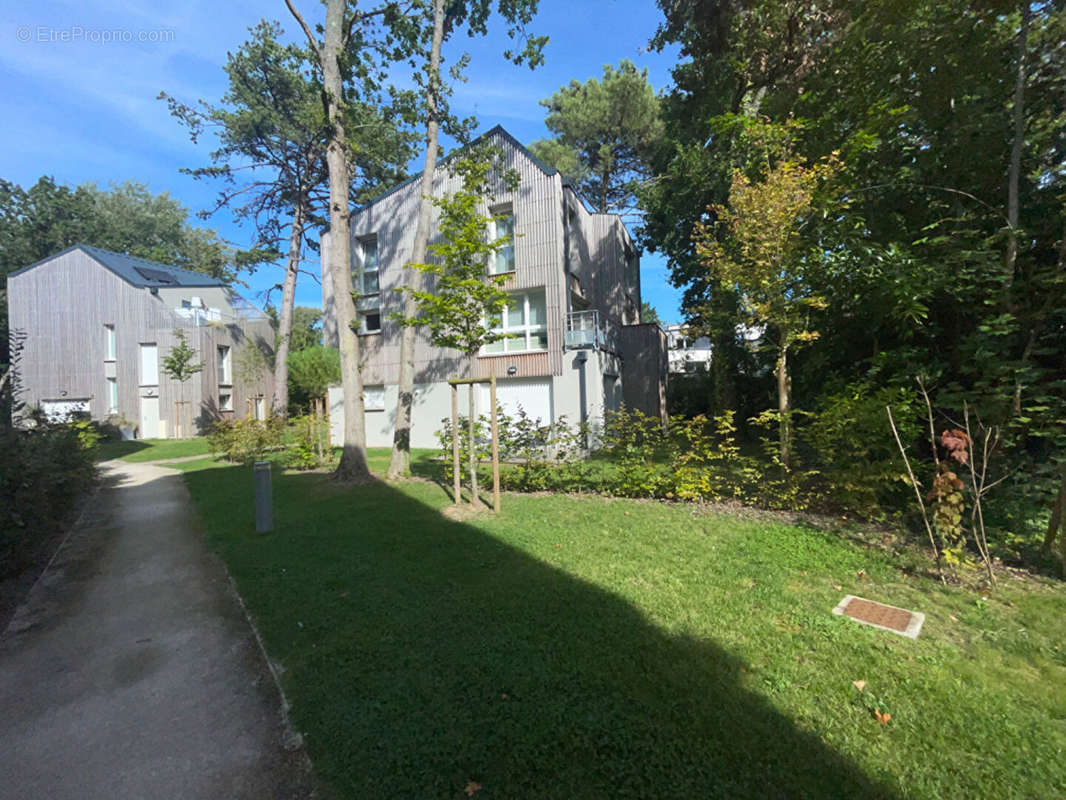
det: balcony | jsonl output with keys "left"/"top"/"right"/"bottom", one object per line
{"left": 565, "top": 309, "right": 619, "bottom": 353}
{"left": 174, "top": 306, "right": 222, "bottom": 326}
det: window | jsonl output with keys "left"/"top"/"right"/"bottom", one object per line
{"left": 356, "top": 236, "right": 380, "bottom": 294}
{"left": 489, "top": 208, "right": 515, "bottom": 275}
{"left": 364, "top": 385, "right": 385, "bottom": 411}
{"left": 104, "top": 325, "right": 116, "bottom": 361}
{"left": 139, "top": 343, "right": 158, "bottom": 386}
{"left": 359, "top": 310, "right": 382, "bottom": 334}
{"left": 355, "top": 236, "right": 381, "bottom": 334}
{"left": 483, "top": 289, "right": 547, "bottom": 354}
{"left": 217, "top": 345, "right": 231, "bottom": 385}
{"left": 107, "top": 378, "right": 118, "bottom": 414}
{"left": 219, "top": 392, "right": 233, "bottom": 412}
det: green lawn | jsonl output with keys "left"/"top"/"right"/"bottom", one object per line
{"left": 96, "top": 436, "right": 212, "bottom": 462}
{"left": 96, "top": 436, "right": 437, "bottom": 470}
{"left": 178, "top": 460, "right": 1066, "bottom": 799}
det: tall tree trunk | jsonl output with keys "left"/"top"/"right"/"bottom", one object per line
{"left": 1042, "top": 461, "right": 1066, "bottom": 552}
{"left": 387, "top": 0, "right": 445, "bottom": 480}
{"left": 776, "top": 341, "right": 791, "bottom": 470}
{"left": 272, "top": 200, "right": 306, "bottom": 416}
{"left": 1005, "top": 2, "right": 1029, "bottom": 288}
{"left": 318, "top": 0, "right": 370, "bottom": 481}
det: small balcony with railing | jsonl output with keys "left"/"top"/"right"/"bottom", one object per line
{"left": 565, "top": 309, "right": 619, "bottom": 353}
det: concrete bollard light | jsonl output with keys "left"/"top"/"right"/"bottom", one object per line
{"left": 253, "top": 461, "right": 273, "bottom": 533}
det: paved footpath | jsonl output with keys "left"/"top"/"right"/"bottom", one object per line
{"left": 0, "top": 461, "right": 317, "bottom": 800}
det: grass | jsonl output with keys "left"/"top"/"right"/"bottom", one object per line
{"left": 96, "top": 436, "right": 212, "bottom": 462}
{"left": 176, "top": 460, "right": 1066, "bottom": 799}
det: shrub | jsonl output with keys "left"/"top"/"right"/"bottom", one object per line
{"left": 801, "top": 382, "right": 922, "bottom": 517}
{"left": 0, "top": 420, "right": 96, "bottom": 577}
{"left": 207, "top": 417, "right": 284, "bottom": 464}
{"left": 283, "top": 414, "right": 332, "bottom": 470}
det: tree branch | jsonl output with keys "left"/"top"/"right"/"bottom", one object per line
{"left": 285, "top": 0, "right": 323, "bottom": 62}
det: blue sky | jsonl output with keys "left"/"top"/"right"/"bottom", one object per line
{"left": 1, "top": 0, "right": 685, "bottom": 323}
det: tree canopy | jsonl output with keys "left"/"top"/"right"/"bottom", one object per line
{"left": 640, "top": 0, "right": 1066, "bottom": 532}
{"left": 529, "top": 59, "right": 662, "bottom": 215}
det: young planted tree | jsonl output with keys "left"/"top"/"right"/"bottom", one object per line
{"left": 387, "top": 0, "right": 547, "bottom": 480}
{"left": 162, "top": 329, "right": 203, "bottom": 439}
{"left": 693, "top": 153, "right": 839, "bottom": 469}
{"left": 403, "top": 149, "right": 517, "bottom": 503}
{"left": 528, "top": 59, "right": 663, "bottom": 216}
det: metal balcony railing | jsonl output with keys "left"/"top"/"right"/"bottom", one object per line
{"left": 565, "top": 309, "right": 619, "bottom": 353}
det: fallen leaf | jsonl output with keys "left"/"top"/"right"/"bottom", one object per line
{"left": 464, "top": 780, "right": 482, "bottom": 797}
{"left": 856, "top": 569, "right": 866, "bottom": 579}
{"left": 554, "top": 543, "right": 562, "bottom": 549}
{"left": 834, "top": 584, "right": 843, "bottom": 591}
{"left": 852, "top": 680, "right": 867, "bottom": 692}
{"left": 949, "top": 614, "right": 958, "bottom": 622}
{"left": 874, "top": 709, "right": 892, "bottom": 725}
{"left": 501, "top": 693, "right": 509, "bottom": 700}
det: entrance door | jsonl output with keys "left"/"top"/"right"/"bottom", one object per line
{"left": 140, "top": 396, "right": 160, "bottom": 439}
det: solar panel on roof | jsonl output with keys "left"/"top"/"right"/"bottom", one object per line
{"left": 134, "top": 266, "right": 177, "bottom": 284}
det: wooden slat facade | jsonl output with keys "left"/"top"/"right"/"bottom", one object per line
{"left": 7, "top": 248, "right": 273, "bottom": 434}
{"left": 325, "top": 128, "right": 569, "bottom": 384}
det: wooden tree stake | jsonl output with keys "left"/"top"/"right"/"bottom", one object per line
{"left": 451, "top": 382, "right": 461, "bottom": 504}
{"left": 490, "top": 373, "right": 500, "bottom": 513}
{"left": 469, "top": 383, "right": 479, "bottom": 504}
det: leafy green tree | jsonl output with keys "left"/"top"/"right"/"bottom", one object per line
{"left": 645, "top": 0, "right": 1066, "bottom": 542}
{"left": 162, "top": 329, "right": 203, "bottom": 438}
{"left": 528, "top": 60, "right": 663, "bottom": 215}
{"left": 161, "top": 21, "right": 414, "bottom": 418}
{"left": 287, "top": 345, "right": 341, "bottom": 412}
{"left": 640, "top": 302, "right": 661, "bottom": 326}
{"left": 404, "top": 149, "right": 516, "bottom": 358}
{"left": 289, "top": 307, "right": 323, "bottom": 352}
{"left": 693, "top": 153, "right": 839, "bottom": 469}
{"left": 403, "top": 147, "right": 519, "bottom": 502}
{"left": 526, "top": 138, "right": 588, "bottom": 187}
{"left": 387, "top": 0, "right": 547, "bottom": 479}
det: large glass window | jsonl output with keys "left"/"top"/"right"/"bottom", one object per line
{"left": 107, "top": 377, "right": 118, "bottom": 414}
{"left": 357, "top": 236, "right": 379, "bottom": 294}
{"left": 139, "top": 343, "right": 158, "bottom": 386}
{"left": 355, "top": 236, "right": 381, "bottom": 334}
{"left": 483, "top": 289, "right": 547, "bottom": 354}
{"left": 489, "top": 210, "right": 515, "bottom": 275}
{"left": 217, "top": 345, "right": 231, "bottom": 385}
{"left": 104, "top": 325, "right": 116, "bottom": 360}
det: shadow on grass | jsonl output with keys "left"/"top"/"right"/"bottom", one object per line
{"left": 183, "top": 465, "right": 898, "bottom": 800}
{"left": 94, "top": 439, "right": 150, "bottom": 461}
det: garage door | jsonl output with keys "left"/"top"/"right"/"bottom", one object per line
{"left": 41, "top": 399, "right": 90, "bottom": 422}
{"left": 481, "top": 378, "right": 553, "bottom": 426}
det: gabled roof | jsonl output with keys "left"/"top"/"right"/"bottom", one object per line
{"left": 9, "top": 244, "right": 225, "bottom": 288}
{"left": 354, "top": 124, "right": 563, "bottom": 217}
